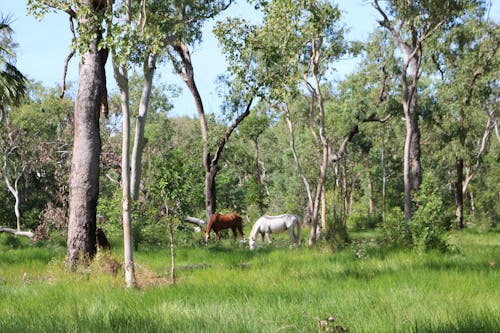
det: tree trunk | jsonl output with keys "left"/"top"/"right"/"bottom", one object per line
{"left": 367, "top": 168, "right": 374, "bottom": 215}
{"left": 172, "top": 41, "right": 251, "bottom": 221}
{"left": 402, "top": 53, "right": 420, "bottom": 238}
{"left": 130, "top": 54, "right": 157, "bottom": 200}
{"left": 205, "top": 164, "right": 217, "bottom": 219}
{"left": 67, "top": 2, "right": 106, "bottom": 269}
{"left": 455, "top": 157, "right": 464, "bottom": 229}
{"left": 282, "top": 105, "right": 314, "bottom": 224}
{"left": 168, "top": 222, "right": 175, "bottom": 284}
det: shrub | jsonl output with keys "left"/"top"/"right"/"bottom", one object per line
{"left": 325, "top": 215, "right": 350, "bottom": 251}
{"left": 348, "top": 211, "right": 382, "bottom": 231}
{"left": 411, "top": 179, "right": 454, "bottom": 252}
{"left": 382, "top": 207, "right": 406, "bottom": 246}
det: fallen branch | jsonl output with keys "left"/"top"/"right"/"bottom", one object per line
{"left": 0, "top": 227, "right": 34, "bottom": 238}
{"left": 184, "top": 216, "right": 206, "bottom": 228}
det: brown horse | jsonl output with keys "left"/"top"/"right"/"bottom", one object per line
{"left": 204, "top": 213, "right": 244, "bottom": 241}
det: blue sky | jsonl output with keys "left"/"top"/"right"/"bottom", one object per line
{"left": 2, "top": 1, "right": 499, "bottom": 117}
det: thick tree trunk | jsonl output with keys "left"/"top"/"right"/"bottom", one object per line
{"left": 130, "top": 54, "right": 157, "bottom": 200}
{"left": 67, "top": 27, "right": 105, "bottom": 270}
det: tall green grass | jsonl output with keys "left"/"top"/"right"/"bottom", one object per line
{"left": 0, "top": 229, "right": 498, "bottom": 332}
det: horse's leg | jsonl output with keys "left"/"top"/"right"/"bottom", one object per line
{"left": 265, "top": 232, "right": 272, "bottom": 245}
{"left": 231, "top": 227, "right": 237, "bottom": 240}
{"left": 289, "top": 227, "right": 296, "bottom": 245}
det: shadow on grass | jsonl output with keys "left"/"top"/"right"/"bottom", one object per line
{"left": 413, "top": 313, "right": 499, "bottom": 333}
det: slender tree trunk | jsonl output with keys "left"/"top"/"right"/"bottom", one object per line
{"left": 168, "top": 222, "right": 175, "bottom": 284}
{"left": 254, "top": 138, "right": 265, "bottom": 216}
{"left": 282, "top": 106, "right": 314, "bottom": 223}
{"left": 381, "top": 125, "right": 387, "bottom": 219}
{"left": 321, "top": 187, "right": 327, "bottom": 230}
{"left": 308, "top": 38, "right": 328, "bottom": 246}
{"left": 67, "top": 18, "right": 105, "bottom": 269}
{"left": 130, "top": 54, "right": 157, "bottom": 200}
{"left": 367, "top": 168, "right": 374, "bottom": 215}
{"left": 455, "top": 157, "right": 464, "bottom": 229}
{"left": 116, "top": 73, "right": 136, "bottom": 288}
{"left": 3, "top": 149, "right": 23, "bottom": 232}
{"left": 402, "top": 115, "right": 413, "bottom": 236}
{"left": 111, "top": 0, "right": 136, "bottom": 289}
{"left": 205, "top": 165, "right": 217, "bottom": 218}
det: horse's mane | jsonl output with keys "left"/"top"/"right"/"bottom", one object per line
{"left": 249, "top": 218, "right": 262, "bottom": 240}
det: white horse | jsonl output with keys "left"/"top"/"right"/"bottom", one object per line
{"left": 249, "top": 214, "right": 301, "bottom": 250}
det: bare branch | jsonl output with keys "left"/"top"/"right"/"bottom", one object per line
{"left": 212, "top": 98, "right": 253, "bottom": 166}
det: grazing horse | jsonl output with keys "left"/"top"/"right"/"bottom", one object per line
{"left": 249, "top": 214, "right": 301, "bottom": 250}
{"left": 204, "top": 213, "right": 244, "bottom": 241}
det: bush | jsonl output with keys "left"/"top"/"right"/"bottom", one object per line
{"left": 348, "top": 212, "right": 382, "bottom": 231}
{"left": 382, "top": 207, "right": 406, "bottom": 246}
{"left": 325, "top": 215, "right": 350, "bottom": 251}
{"left": 411, "top": 180, "right": 454, "bottom": 252}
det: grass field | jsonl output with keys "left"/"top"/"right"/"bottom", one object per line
{"left": 0, "top": 227, "right": 498, "bottom": 332}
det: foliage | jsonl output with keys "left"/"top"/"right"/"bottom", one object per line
{"left": 410, "top": 177, "right": 455, "bottom": 252}
{"left": 0, "top": 14, "right": 27, "bottom": 118}
{"left": 382, "top": 207, "right": 406, "bottom": 246}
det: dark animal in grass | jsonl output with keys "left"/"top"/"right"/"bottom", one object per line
{"left": 96, "top": 227, "right": 111, "bottom": 251}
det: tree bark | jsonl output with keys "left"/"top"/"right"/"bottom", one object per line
{"left": 112, "top": 0, "right": 136, "bottom": 289}
{"left": 67, "top": 1, "right": 107, "bottom": 270}
{"left": 130, "top": 54, "right": 157, "bottom": 200}
{"left": 455, "top": 157, "right": 464, "bottom": 229}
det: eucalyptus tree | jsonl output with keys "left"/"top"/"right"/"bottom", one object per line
{"left": 161, "top": 0, "right": 258, "bottom": 221}
{"left": 372, "top": 0, "right": 484, "bottom": 232}
{"left": 216, "top": 0, "right": 350, "bottom": 244}
{"left": 28, "top": 0, "right": 109, "bottom": 270}
{"left": 238, "top": 108, "right": 271, "bottom": 215}
{"left": 0, "top": 15, "right": 27, "bottom": 123}
{"left": 106, "top": 0, "right": 137, "bottom": 288}
{"left": 429, "top": 17, "right": 499, "bottom": 229}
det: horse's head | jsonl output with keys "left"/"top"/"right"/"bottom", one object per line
{"left": 249, "top": 236, "right": 256, "bottom": 250}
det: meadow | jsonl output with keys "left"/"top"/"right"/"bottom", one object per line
{"left": 0, "top": 228, "right": 498, "bottom": 332}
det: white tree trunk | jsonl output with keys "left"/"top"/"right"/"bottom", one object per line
{"left": 130, "top": 54, "right": 157, "bottom": 200}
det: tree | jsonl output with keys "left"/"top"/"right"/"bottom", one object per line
{"left": 29, "top": 0, "right": 109, "bottom": 269}
{"left": 373, "top": 0, "right": 481, "bottom": 234}
{"left": 163, "top": 1, "right": 256, "bottom": 221}
{"left": 429, "top": 17, "right": 499, "bottom": 229}
{"left": 0, "top": 14, "right": 27, "bottom": 123}
{"left": 106, "top": 0, "right": 136, "bottom": 288}
{"left": 151, "top": 149, "right": 193, "bottom": 284}
{"left": 216, "top": 0, "right": 350, "bottom": 245}
{"left": 0, "top": 15, "right": 30, "bottom": 237}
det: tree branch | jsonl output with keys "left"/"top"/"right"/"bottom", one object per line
{"left": 0, "top": 227, "right": 34, "bottom": 238}
{"left": 211, "top": 98, "right": 253, "bottom": 166}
